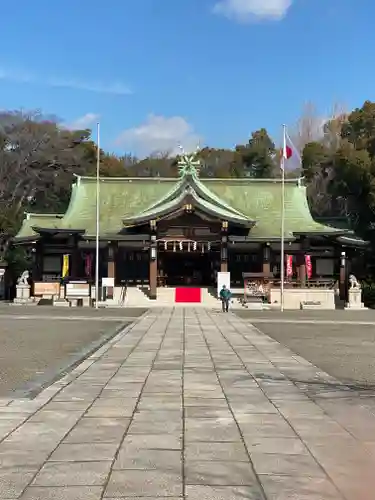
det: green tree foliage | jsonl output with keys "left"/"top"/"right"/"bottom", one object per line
{"left": 301, "top": 101, "right": 375, "bottom": 239}
{"left": 0, "top": 110, "right": 87, "bottom": 235}
{"left": 196, "top": 148, "right": 243, "bottom": 178}
{"left": 78, "top": 139, "right": 128, "bottom": 177}
{"left": 7, "top": 102, "right": 375, "bottom": 250}
{"left": 0, "top": 110, "right": 131, "bottom": 244}
{"left": 125, "top": 153, "right": 177, "bottom": 177}
{"left": 235, "top": 128, "right": 277, "bottom": 178}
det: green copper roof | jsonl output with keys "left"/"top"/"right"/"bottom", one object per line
{"left": 15, "top": 213, "right": 64, "bottom": 240}
{"left": 14, "top": 175, "right": 345, "bottom": 240}
{"left": 204, "top": 178, "right": 341, "bottom": 238}
{"left": 123, "top": 169, "right": 253, "bottom": 226}
{"left": 60, "top": 177, "right": 174, "bottom": 236}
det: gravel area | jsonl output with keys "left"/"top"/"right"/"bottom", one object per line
{"left": 0, "top": 305, "right": 148, "bottom": 319}
{"left": 235, "top": 309, "right": 375, "bottom": 322}
{"left": 0, "top": 317, "right": 130, "bottom": 397}
{"left": 251, "top": 321, "right": 375, "bottom": 388}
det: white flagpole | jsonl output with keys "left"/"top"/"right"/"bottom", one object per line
{"left": 95, "top": 122, "right": 100, "bottom": 309}
{"left": 280, "top": 124, "right": 286, "bottom": 312}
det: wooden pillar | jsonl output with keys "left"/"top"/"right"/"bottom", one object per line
{"left": 220, "top": 261, "right": 228, "bottom": 273}
{"left": 220, "top": 221, "right": 228, "bottom": 273}
{"left": 69, "top": 235, "right": 80, "bottom": 278}
{"left": 297, "top": 253, "right": 306, "bottom": 286}
{"left": 262, "top": 243, "right": 271, "bottom": 275}
{"left": 33, "top": 241, "right": 43, "bottom": 281}
{"left": 149, "top": 220, "right": 157, "bottom": 300}
{"left": 107, "top": 243, "right": 116, "bottom": 299}
{"left": 339, "top": 250, "right": 346, "bottom": 300}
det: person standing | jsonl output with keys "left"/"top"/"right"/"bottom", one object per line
{"left": 220, "top": 284, "right": 232, "bottom": 312}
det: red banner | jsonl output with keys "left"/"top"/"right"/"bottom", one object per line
{"left": 305, "top": 254, "right": 312, "bottom": 279}
{"left": 286, "top": 255, "right": 293, "bottom": 277}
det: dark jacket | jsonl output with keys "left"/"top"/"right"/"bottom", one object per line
{"left": 220, "top": 288, "right": 232, "bottom": 300}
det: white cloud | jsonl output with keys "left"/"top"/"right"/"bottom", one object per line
{"left": 65, "top": 113, "right": 100, "bottom": 130}
{"left": 0, "top": 66, "right": 132, "bottom": 95}
{"left": 116, "top": 114, "right": 202, "bottom": 157}
{"left": 213, "top": 0, "right": 293, "bottom": 22}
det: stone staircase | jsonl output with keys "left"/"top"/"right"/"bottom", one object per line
{"left": 155, "top": 287, "right": 220, "bottom": 308}
{"left": 106, "top": 286, "right": 264, "bottom": 309}
{"left": 109, "top": 286, "right": 221, "bottom": 308}
{"left": 110, "top": 286, "right": 152, "bottom": 307}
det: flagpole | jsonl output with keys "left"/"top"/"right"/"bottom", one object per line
{"left": 280, "top": 124, "right": 286, "bottom": 312}
{"left": 95, "top": 122, "right": 100, "bottom": 309}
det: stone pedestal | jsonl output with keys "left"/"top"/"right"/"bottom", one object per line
{"left": 53, "top": 285, "right": 69, "bottom": 307}
{"left": 82, "top": 297, "right": 91, "bottom": 307}
{"left": 345, "top": 288, "right": 368, "bottom": 310}
{"left": 13, "top": 285, "right": 34, "bottom": 305}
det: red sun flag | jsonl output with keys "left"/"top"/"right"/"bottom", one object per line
{"left": 280, "top": 129, "right": 301, "bottom": 171}
{"left": 280, "top": 145, "right": 292, "bottom": 159}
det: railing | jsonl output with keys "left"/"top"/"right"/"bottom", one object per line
{"left": 272, "top": 278, "right": 337, "bottom": 289}
{"left": 243, "top": 277, "right": 337, "bottom": 304}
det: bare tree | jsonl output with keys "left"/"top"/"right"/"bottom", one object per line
{"left": 0, "top": 110, "right": 86, "bottom": 236}
{"left": 289, "top": 102, "right": 322, "bottom": 154}
{"left": 289, "top": 101, "right": 347, "bottom": 154}
{"left": 322, "top": 102, "right": 348, "bottom": 153}
{"left": 300, "top": 102, "right": 348, "bottom": 219}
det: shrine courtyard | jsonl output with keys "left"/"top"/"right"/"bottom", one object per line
{"left": 0, "top": 307, "right": 147, "bottom": 398}
{"left": 0, "top": 307, "right": 375, "bottom": 499}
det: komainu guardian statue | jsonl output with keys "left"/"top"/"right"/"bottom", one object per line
{"left": 349, "top": 274, "right": 361, "bottom": 289}
{"left": 17, "top": 270, "right": 29, "bottom": 286}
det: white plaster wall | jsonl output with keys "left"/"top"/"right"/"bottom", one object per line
{"left": 269, "top": 288, "right": 335, "bottom": 310}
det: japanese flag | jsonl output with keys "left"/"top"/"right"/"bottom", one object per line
{"left": 281, "top": 129, "right": 301, "bottom": 171}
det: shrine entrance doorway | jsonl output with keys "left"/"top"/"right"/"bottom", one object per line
{"left": 158, "top": 250, "right": 215, "bottom": 287}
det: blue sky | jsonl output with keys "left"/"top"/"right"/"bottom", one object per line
{"left": 0, "top": 0, "right": 373, "bottom": 157}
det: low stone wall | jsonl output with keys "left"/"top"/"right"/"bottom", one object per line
{"left": 269, "top": 288, "right": 335, "bottom": 310}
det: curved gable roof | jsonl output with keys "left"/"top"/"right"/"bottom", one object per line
{"left": 14, "top": 175, "right": 349, "bottom": 240}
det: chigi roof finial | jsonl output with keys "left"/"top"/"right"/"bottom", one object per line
{"left": 177, "top": 143, "right": 201, "bottom": 177}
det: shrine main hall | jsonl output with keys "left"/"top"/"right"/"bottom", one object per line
{"left": 13, "top": 154, "right": 366, "bottom": 307}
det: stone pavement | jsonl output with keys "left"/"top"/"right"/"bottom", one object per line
{"left": 0, "top": 309, "right": 375, "bottom": 499}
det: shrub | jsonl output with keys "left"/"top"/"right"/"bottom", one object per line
{"left": 361, "top": 281, "right": 375, "bottom": 308}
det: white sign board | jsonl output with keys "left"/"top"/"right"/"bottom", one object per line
{"left": 217, "top": 272, "right": 231, "bottom": 297}
{"left": 102, "top": 277, "right": 115, "bottom": 287}
{"left": 66, "top": 282, "right": 90, "bottom": 298}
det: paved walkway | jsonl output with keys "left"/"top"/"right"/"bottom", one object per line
{"left": 0, "top": 309, "right": 375, "bottom": 499}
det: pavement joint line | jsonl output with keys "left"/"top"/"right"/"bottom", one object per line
{"left": 4, "top": 307, "right": 375, "bottom": 498}
{"left": 182, "top": 308, "right": 186, "bottom": 500}
{"left": 16, "top": 310, "right": 161, "bottom": 499}
{"left": 0, "top": 314, "right": 141, "bottom": 321}
{"left": 248, "top": 322, "right": 363, "bottom": 395}
{"left": 247, "top": 322, "right": 370, "bottom": 443}
{"left": 197, "top": 309, "right": 268, "bottom": 500}
{"left": 243, "top": 318, "right": 375, "bottom": 325}
{"left": 98, "top": 311, "right": 168, "bottom": 500}
{"left": 236, "top": 317, "right": 365, "bottom": 424}
{"left": 10, "top": 321, "right": 130, "bottom": 400}
{"left": 0, "top": 319, "right": 137, "bottom": 446}
{"left": 6, "top": 309, "right": 150, "bottom": 401}
{"left": 208, "top": 312, "right": 345, "bottom": 498}
{"left": 0, "top": 315, "right": 142, "bottom": 440}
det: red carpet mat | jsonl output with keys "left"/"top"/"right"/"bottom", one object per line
{"left": 175, "top": 287, "right": 201, "bottom": 303}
